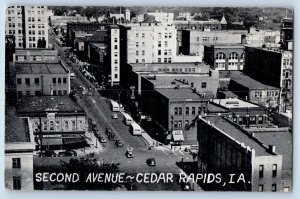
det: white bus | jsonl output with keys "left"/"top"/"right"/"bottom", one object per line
{"left": 123, "top": 113, "right": 133, "bottom": 125}
{"left": 130, "top": 122, "right": 142, "bottom": 135}
{"left": 110, "top": 101, "right": 120, "bottom": 112}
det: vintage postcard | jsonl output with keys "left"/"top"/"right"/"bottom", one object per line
{"left": 4, "top": 5, "right": 293, "bottom": 191}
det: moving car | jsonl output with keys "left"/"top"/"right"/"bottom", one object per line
{"left": 112, "top": 113, "right": 118, "bottom": 119}
{"left": 105, "top": 127, "right": 112, "bottom": 135}
{"left": 115, "top": 140, "right": 123, "bottom": 147}
{"left": 100, "top": 136, "right": 107, "bottom": 143}
{"left": 108, "top": 132, "right": 115, "bottom": 141}
{"left": 126, "top": 148, "right": 134, "bottom": 158}
{"left": 146, "top": 158, "right": 156, "bottom": 166}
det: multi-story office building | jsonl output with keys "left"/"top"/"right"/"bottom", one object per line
{"left": 125, "top": 22, "right": 177, "bottom": 64}
{"left": 6, "top": 6, "right": 25, "bottom": 48}
{"left": 6, "top": 5, "right": 49, "bottom": 48}
{"left": 244, "top": 47, "right": 293, "bottom": 112}
{"left": 180, "top": 30, "right": 245, "bottom": 57}
{"left": 106, "top": 25, "right": 120, "bottom": 86}
{"left": 281, "top": 18, "right": 293, "bottom": 51}
{"left": 13, "top": 49, "right": 58, "bottom": 62}
{"left": 15, "top": 61, "right": 70, "bottom": 97}
{"left": 204, "top": 44, "right": 245, "bottom": 70}
{"left": 17, "top": 96, "right": 87, "bottom": 150}
{"left": 5, "top": 107, "right": 35, "bottom": 190}
{"left": 197, "top": 115, "right": 291, "bottom": 191}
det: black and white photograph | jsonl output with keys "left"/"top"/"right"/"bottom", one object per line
{"left": 4, "top": 5, "right": 293, "bottom": 192}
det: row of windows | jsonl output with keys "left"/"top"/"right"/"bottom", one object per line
{"left": 135, "top": 41, "right": 145, "bottom": 47}
{"left": 135, "top": 33, "right": 146, "bottom": 38}
{"left": 158, "top": 41, "right": 169, "bottom": 47}
{"left": 258, "top": 184, "right": 277, "bottom": 192}
{"left": 259, "top": 164, "right": 277, "bottom": 178}
{"left": 157, "top": 57, "right": 172, "bottom": 63}
{"left": 174, "top": 106, "right": 205, "bottom": 116}
{"left": 27, "top": 10, "right": 45, "bottom": 15}
{"left": 27, "top": 17, "right": 43, "bottom": 22}
{"left": 233, "top": 116, "right": 264, "bottom": 125}
{"left": 173, "top": 120, "right": 196, "bottom": 128}
{"left": 52, "top": 77, "right": 68, "bottom": 84}
{"left": 216, "top": 52, "right": 245, "bottom": 60}
{"left": 157, "top": 67, "right": 196, "bottom": 73}
{"left": 35, "top": 120, "right": 84, "bottom": 132}
{"left": 158, "top": 49, "right": 172, "bottom": 56}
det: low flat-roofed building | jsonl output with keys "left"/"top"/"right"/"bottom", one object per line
{"left": 219, "top": 71, "right": 280, "bottom": 108}
{"left": 197, "top": 116, "right": 284, "bottom": 191}
{"left": 5, "top": 106, "right": 35, "bottom": 190}
{"left": 15, "top": 61, "right": 70, "bottom": 97}
{"left": 13, "top": 49, "right": 58, "bottom": 63}
{"left": 208, "top": 98, "right": 268, "bottom": 126}
{"left": 17, "top": 96, "right": 87, "bottom": 149}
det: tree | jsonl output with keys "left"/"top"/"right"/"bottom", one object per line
{"left": 59, "top": 157, "right": 122, "bottom": 190}
{"left": 37, "top": 38, "right": 46, "bottom": 48}
{"left": 144, "top": 14, "right": 155, "bottom": 22}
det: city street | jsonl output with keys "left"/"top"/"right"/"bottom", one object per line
{"left": 45, "top": 32, "right": 202, "bottom": 191}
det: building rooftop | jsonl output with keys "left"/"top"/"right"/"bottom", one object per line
{"left": 219, "top": 71, "right": 279, "bottom": 90}
{"left": 254, "top": 131, "right": 292, "bottom": 172}
{"left": 5, "top": 106, "right": 30, "bottom": 143}
{"left": 204, "top": 116, "right": 273, "bottom": 156}
{"left": 15, "top": 62, "right": 68, "bottom": 74}
{"left": 206, "top": 44, "right": 245, "bottom": 48}
{"left": 17, "top": 96, "right": 84, "bottom": 115}
{"left": 141, "top": 73, "right": 211, "bottom": 88}
{"left": 156, "top": 88, "right": 213, "bottom": 101}
{"left": 211, "top": 98, "right": 259, "bottom": 108}
{"left": 207, "top": 103, "right": 228, "bottom": 113}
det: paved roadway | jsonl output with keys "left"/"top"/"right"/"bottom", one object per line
{"left": 45, "top": 32, "right": 203, "bottom": 191}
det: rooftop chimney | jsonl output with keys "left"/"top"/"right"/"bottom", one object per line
{"left": 269, "top": 144, "right": 276, "bottom": 154}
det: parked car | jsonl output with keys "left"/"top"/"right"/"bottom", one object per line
{"left": 58, "top": 150, "right": 77, "bottom": 157}
{"left": 105, "top": 128, "right": 112, "bottom": 135}
{"left": 115, "top": 140, "right": 123, "bottom": 147}
{"left": 146, "top": 158, "right": 156, "bottom": 166}
{"left": 126, "top": 148, "right": 134, "bottom": 158}
{"left": 41, "top": 150, "right": 57, "bottom": 157}
{"left": 112, "top": 113, "right": 118, "bottom": 119}
{"left": 108, "top": 132, "right": 115, "bottom": 141}
{"left": 100, "top": 136, "right": 107, "bottom": 143}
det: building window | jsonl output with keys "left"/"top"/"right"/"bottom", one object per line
{"left": 136, "top": 51, "right": 139, "bottom": 56}
{"left": 272, "top": 184, "right": 277, "bottom": 192}
{"left": 25, "top": 78, "right": 30, "bottom": 85}
{"left": 178, "top": 107, "right": 182, "bottom": 115}
{"left": 114, "top": 74, "right": 118, "bottom": 78}
{"left": 164, "top": 41, "right": 168, "bottom": 47}
{"left": 164, "top": 49, "right": 167, "bottom": 55}
{"left": 13, "top": 177, "right": 21, "bottom": 190}
{"left": 142, "top": 50, "right": 145, "bottom": 56}
{"left": 174, "top": 121, "right": 178, "bottom": 128}
{"left": 158, "top": 41, "right": 161, "bottom": 47}
{"left": 142, "top": 33, "right": 145, "bottom": 38}
{"left": 136, "top": 59, "right": 138, "bottom": 63}
{"left": 158, "top": 58, "right": 161, "bottom": 63}
{"left": 114, "top": 59, "right": 118, "bottom": 64}
{"left": 64, "top": 121, "right": 69, "bottom": 130}
{"left": 259, "top": 165, "right": 264, "bottom": 178}
{"left": 258, "top": 116, "right": 263, "bottom": 124}
{"left": 72, "top": 121, "right": 76, "bottom": 131}
{"left": 258, "top": 185, "right": 264, "bottom": 192}
{"left": 201, "top": 82, "right": 207, "bottom": 88}
{"left": 174, "top": 107, "right": 178, "bottom": 115}
{"left": 34, "top": 78, "right": 39, "bottom": 85}
{"left": 136, "top": 42, "right": 139, "bottom": 47}
{"left": 250, "top": 116, "right": 256, "bottom": 124}
{"left": 43, "top": 121, "right": 47, "bottom": 131}
{"left": 53, "top": 90, "right": 57, "bottom": 95}
{"left": 52, "top": 78, "right": 56, "bottom": 84}
{"left": 185, "top": 107, "right": 189, "bottom": 115}
{"left": 164, "top": 58, "right": 167, "bottom": 63}
{"left": 136, "top": 33, "right": 139, "bottom": 38}
{"left": 63, "top": 90, "right": 67, "bottom": 95}
{"left": 12, "top": 158, "right": 21, "bottom": 168}
{"left": 78, "top": 121, "right": 83, "bottom": 130}
{"left": 58, "top": 78, "right": 62, "bottom": 84}
{"left": 49, "top": 121, "right": 55, "bottom": 131}
{"left": 58, "top": 90, "right": 62, "bottom": 95}
{"left": 114, "top": 45, "right": 118, "bottom": 50}
{"left": 272, "top": 164, "right": 277, "bottom": 177}
{"left": 178, "top": 121, "right": 182, "bottom": 128}
{"left": 17, "top": 78, "right": 22, "bottom": 84}
{"left": 114, "top": 38, "right": 118, "bottom": 42}
{"left": 26, "top": 91, "right": 31, "bottom": 96}
{"left": 216, "top": 52, "right": 226, "bottom": 60}
{"left": 63, "top": 78, "right": 67, "bottom": 83}
{"left": 192, "top": 107, "right": 196, "bottom": 115}
{"left": 229, "top": 52, "right": 238, "bottom": 60}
